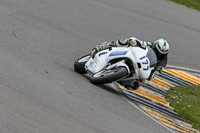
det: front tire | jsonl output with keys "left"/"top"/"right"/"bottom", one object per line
{"left": 90, "top": 67, "right": 129, "bottom": 85}
{"left": 74, "top": 54, "right": 90, "bottom": 74}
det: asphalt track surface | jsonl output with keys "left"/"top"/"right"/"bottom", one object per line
{"left": 0, "top": 0, "right": 200, "bottom": 133}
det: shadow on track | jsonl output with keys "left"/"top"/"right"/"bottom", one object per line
{"left": 68, "top": 66, "right": 123, "bottom": 95}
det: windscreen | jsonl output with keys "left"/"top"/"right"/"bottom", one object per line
{"left": 146, "top": 48, "right": 157, "bottom": 67}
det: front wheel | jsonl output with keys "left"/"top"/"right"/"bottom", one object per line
{"left": 74, "top": 54, "right": 90, "bottom": 74}
{"left": 90, "top": 67, "right": 129, "bottom": 85}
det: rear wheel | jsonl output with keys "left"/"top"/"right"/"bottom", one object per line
{"left": 90, "top": 67, "right": 129, "bottom": 85}
{"left": 74, "top": 54, "right": 90, "bottom": 74}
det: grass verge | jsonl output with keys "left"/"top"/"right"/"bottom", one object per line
{"left": 166, "top": 85, "right": 200, "bottom": 131}
{"left": 168, "top": 0, "right": 200, "bottom": 11}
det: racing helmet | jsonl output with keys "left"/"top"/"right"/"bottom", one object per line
{"left": 152, "top": 38, "right": 169, "bottom": 60}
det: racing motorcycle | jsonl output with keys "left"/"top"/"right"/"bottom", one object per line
{"left": 74, "top": 46, "right": 157, "bottom": 85}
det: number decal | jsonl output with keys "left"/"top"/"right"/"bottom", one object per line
{"left": 140, "top": 56, "right": 146, "bottom": 60}
{"left": 140, "top": 56, "right": 149, "bottom": 71}
{"left": 142, "top": 59, "right": 148, "bottom": 64}
{"left": 143, "top": 66, "right": 149, "bottom": 71}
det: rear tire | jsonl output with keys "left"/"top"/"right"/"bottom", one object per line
{"left": 74, "top": 54, "right": 90, "bottom": 74}
{"left": 90, "top": 67, "right": 129, "bottom": 85}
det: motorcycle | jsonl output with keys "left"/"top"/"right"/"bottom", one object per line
{"left": 74, "top": 46, "right": 157, "bottom": 86}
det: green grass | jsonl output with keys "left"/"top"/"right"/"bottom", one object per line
{"left": 166, "top": 85, "right": 200, "bottom": 131}
{"left": 168, "top": 0, "right": 200, "bottom": 11}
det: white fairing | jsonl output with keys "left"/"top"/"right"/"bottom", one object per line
{"left": 131, "top": 47, "right": 151, "bottom": 79}
{"left": 85, "top": 47, "right": 153, "bottom": 80}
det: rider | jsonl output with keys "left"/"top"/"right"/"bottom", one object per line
{"left": 93, "top": 37, "right": 170, "bottom": 89}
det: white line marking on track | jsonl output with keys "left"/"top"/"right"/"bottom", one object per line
{"left": 111, "top": 64, "right": 200, "bottom": 133}
{"left": 112, "top": 83, "right": 175, "bottom": 133}
{"left": 123, "top": 96, "right": 176, "bottom": 133}
{"left": 166, "top": 65, "right": 200, "bottom": 73}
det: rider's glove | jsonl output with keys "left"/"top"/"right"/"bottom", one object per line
{"left": 141, "top": 41, "right": 147, "bottom": 49}
{"left": 141, "top": 41, "right": 151, "bottom": 49}
{"left": 137, "top": 41, "right": 152, "bottom": 49}
{"left": 146, "top": 42, "right": 152, "bottom": 46}
{"left": 135, "top": 40, "right": 146, "bottom": 49}
{"left": 96, "top": 42, "right": 111, "bottom": 52}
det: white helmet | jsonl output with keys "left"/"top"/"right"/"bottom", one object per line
{"left": 152, "top": 38, "right": 169, "bottom": 60}
{"left": 153, "top": 38, "right": 169, "bottom": 55}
